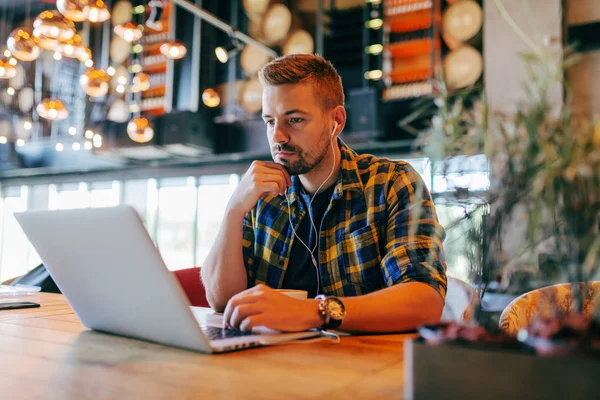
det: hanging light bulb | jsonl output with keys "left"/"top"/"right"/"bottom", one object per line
{"left": 37, "top": 98, "right": 69, "bottom": 120}
{"left": 202, "top": 88, "right": 220, "bottom": 108}
{"left": 131, "top": 72, "right": 150, "bottom": 92}
{"left": 88, "top": 0, "right": 111, "bottom": 23}
{"left": 0, "top": 60, "right": 17, "bottom": 79}
{"left": 33, "top": 31, "right": 60, "bottom": 51}
{"left": 114, "top": 22, "right": 143, "bottom": 43}
{"left": 33, "top": 10, "right": 76, "bottom": 41}
{"left": 80, "top": 68, "right": 110, "bottom": 97}
{"left": 57, "top": 0, "right": 90, "bottom": 22}
{"left": 7, "top": 27, "right": 41, "bottom": 62}
{"left": 160, "top": 41, "right": 187, "bottom": 60}
{"left": 56, "top": 34, "right": 87, "bottom": 59}
{"left": 127, "top": 117, "right": 154, "bottom": 143}
{"left": 78, "top": 47, "right": 92, "bottom": 63}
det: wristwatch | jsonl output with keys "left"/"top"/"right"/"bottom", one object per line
{"left": 316, "top": 295, "right": 346, "bottom": 330}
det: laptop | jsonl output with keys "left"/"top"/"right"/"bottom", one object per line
{"left": 15, "top": 205, "right": 320, "bottom": 353}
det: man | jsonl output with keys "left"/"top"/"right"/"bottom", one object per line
{"left": 202, "top": 54, "right": 446, "bottom": 333}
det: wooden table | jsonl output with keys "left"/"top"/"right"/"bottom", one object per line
{"left": 0, "top": 293, "right": 411, "bottom": 399}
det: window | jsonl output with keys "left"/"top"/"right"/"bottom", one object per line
{"left": 155, "top": 177, "right": 197, "bottom": 270}
{"left": 0, "top": 186, "right": 31, "bottom": 282}
{"left": 89, "top": 181, "right": 121, "bottom": 208}
{"left": 196, "top": 174, "right": 239, "bottom": 265}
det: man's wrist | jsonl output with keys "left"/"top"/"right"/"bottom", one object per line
{"left": 303, "top": 299, "right": 323, "bottom": 329}
{"left": 225, "top": 204, "right": 247, "bottom": 221}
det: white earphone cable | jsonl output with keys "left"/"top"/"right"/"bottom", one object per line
{"left": 284, "top": 122, "right": 338, "bottom": 296}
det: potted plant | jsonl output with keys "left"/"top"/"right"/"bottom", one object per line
{"left": 401, "top": 1, "right": 600, "bottom": 398}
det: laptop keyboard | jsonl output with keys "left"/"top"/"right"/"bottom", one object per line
{"left": 201, "top": 325, "right": 255, "bottom": 341}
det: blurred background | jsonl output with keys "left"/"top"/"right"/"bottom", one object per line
{"left": 0, "top": 0, "right": 597, "bottom": 288}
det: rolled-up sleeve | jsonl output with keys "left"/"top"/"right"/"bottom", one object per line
{"left": 381, "top": 164, "right": 447, "bottom": 300}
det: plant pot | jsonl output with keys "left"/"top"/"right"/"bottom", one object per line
{"left": 404, "top": 339, "right": 600, "bottom": 399}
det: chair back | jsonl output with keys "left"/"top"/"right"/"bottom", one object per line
{"left": 173, "top": 267, "right": 210, "bottom": 308}
{"left": 441, "top": 277, "right": 480, "bottom": 323}
{"left": 499, "top": 281, "right": 600, "bottom": 335}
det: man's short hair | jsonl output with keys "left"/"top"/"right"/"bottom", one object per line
{"left": 258, "top": 54, "right": 344, "bottom": 111}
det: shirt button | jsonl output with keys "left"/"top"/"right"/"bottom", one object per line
{"left": 279, "top": 258, "right": 285, "bottom": 266}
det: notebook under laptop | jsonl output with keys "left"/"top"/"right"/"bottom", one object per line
{"left": 15, "top": 205, "right": 320, "bottom": 353}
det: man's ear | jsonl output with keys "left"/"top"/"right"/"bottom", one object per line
{"left": 331, "top": 105, "right": 346, "bottom": 136}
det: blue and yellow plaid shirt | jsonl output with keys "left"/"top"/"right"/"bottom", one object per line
{"left": 242, "top": 141, "right": 447, "bottom": 300}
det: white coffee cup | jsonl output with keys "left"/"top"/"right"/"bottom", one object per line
{"left": 275, "top": 289, "right": 308, "bottom": 300}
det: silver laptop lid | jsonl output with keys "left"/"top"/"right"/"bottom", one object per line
{"left": 15, "top": 205, "right": 212, "bottom": 353}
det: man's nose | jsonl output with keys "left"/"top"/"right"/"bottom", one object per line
{"left": 272, "top": 123, "right": 289, "bottom": 144}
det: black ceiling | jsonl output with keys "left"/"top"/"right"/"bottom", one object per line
{"left": 0, "top": 0, "right": 56, "bottom": 23}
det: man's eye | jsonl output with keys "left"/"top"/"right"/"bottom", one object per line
{"left": 265, "top": 120, "right": 275, "bottom": 126}
{"left": 290, "top": 118, "right": 303, "bottom": 124}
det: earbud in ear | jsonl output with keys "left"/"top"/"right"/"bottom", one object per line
{"left": 331, "top": 122, "right": 338, "bottom": 137}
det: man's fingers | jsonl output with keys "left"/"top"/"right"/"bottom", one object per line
{"left": 256, "top": 182, "right": 281, "bottom": 197}
{"left": 239, "top": 315, "right": 264, "bottom": 332}
{"left": 222, "top": 290, "right": 264, "bottom": 328}
{"left": 257, "top": 162, "right": 292, "bottom": 187}
{"left": 256, "top": 172, "right": 287, "bottom": 194}
{"left": 229, "top": 304, "right": 262, "bottom": 329}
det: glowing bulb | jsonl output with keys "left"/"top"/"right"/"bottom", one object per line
{"left": 69, "top": 126, "right": 77, "bottom": 135}
{"left": 54, "top": 52, "right": 62, "bottom": 60}
{"left": 116, "top": 85, "right": 125, "bottom": 94}
{"left": 85, "top": 59, "right": 93, "bottom": 67}
{"left": 365, "top": 44, "right": 383, "bottom": 55}
{"left": 364, "top": 69, "right": 383, "bottom": 80}
{"left": 215, "top": 47, "right": 228, "bottom": 63}
{"left": 117, "top": 76, "right": 127, "bottom": 85}
{"left": 107, "top": 66, "right": 115, "bottom": 76}
{"left": 9, "top": 58, "right": 17, "bottom": 66}
{"left": 84, "top": 141, "right": 92, "bottom": 150}
{"left": 0, "top": 136, "right": 6, "bottom": 144}
{"left": 127, "top": 117, "right": 154, "bottom": 143}
{"left": 132, "top": 44, "right": 143, "bottom": 53}
{"left": 129, "top": 64, "right": 142, "bottom": 73}
{"left": 88, "top": 1, "right": 111, "bottom": 23}
{"left": 7, "top": 87, "right": 15, "bottom": 96}
{"left": 365, "top": 18, "right": 383, "bottom": 29}
{"left": 93, "top": 135, "right": 102, "bottom": 147}
{"left": 50, "top": 26, "right": 60, "bottom": 37}
{"left": 24, "top": 121, "right": 32, "bottom": 130}
{"left": 88, "top": 8, "right": 99, "bottom": 22}
{"left": 202, "top": 88, "right": 220, "bottom": 108}
{"left": 72, "top": 142, "right": 81, "bottom": 151}
{"left": 56, "top": 143, "right": 64, "bottom": 151}
{"left": 85, "top": 130, "right": 94, "bottom": 139}
{"left": 8, "top": 27, "right": 41, "bottom": 62}
{"left": 16, "top": 139, "right": 25, "bottom": 147}
{"left": 37, "top": 98, "right": 69, "bottom": 120}
{"left": 63, "top": 44, "right": 74, "bottom": 56}
{"left": 161, "top": 41, "right": 187, "bottom": 60}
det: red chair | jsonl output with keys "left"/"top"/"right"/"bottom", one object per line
{"left": 172, "top": 267, "right": 210, "bottom": 308}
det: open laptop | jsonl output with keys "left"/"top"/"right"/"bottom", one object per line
{"left": 15, "top": 205, "right": 320, "bottom": 353}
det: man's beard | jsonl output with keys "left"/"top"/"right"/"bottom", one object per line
{"left": 271, "top": 128, "right": 331, "bottom": 176}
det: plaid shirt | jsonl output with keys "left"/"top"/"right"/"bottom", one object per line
{"left": 242, "top": 141, "right": 447, "bottom": 300}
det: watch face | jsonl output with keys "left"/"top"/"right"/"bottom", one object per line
{"left": 327, "top": 299, "right": 345, "bottom": 319}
